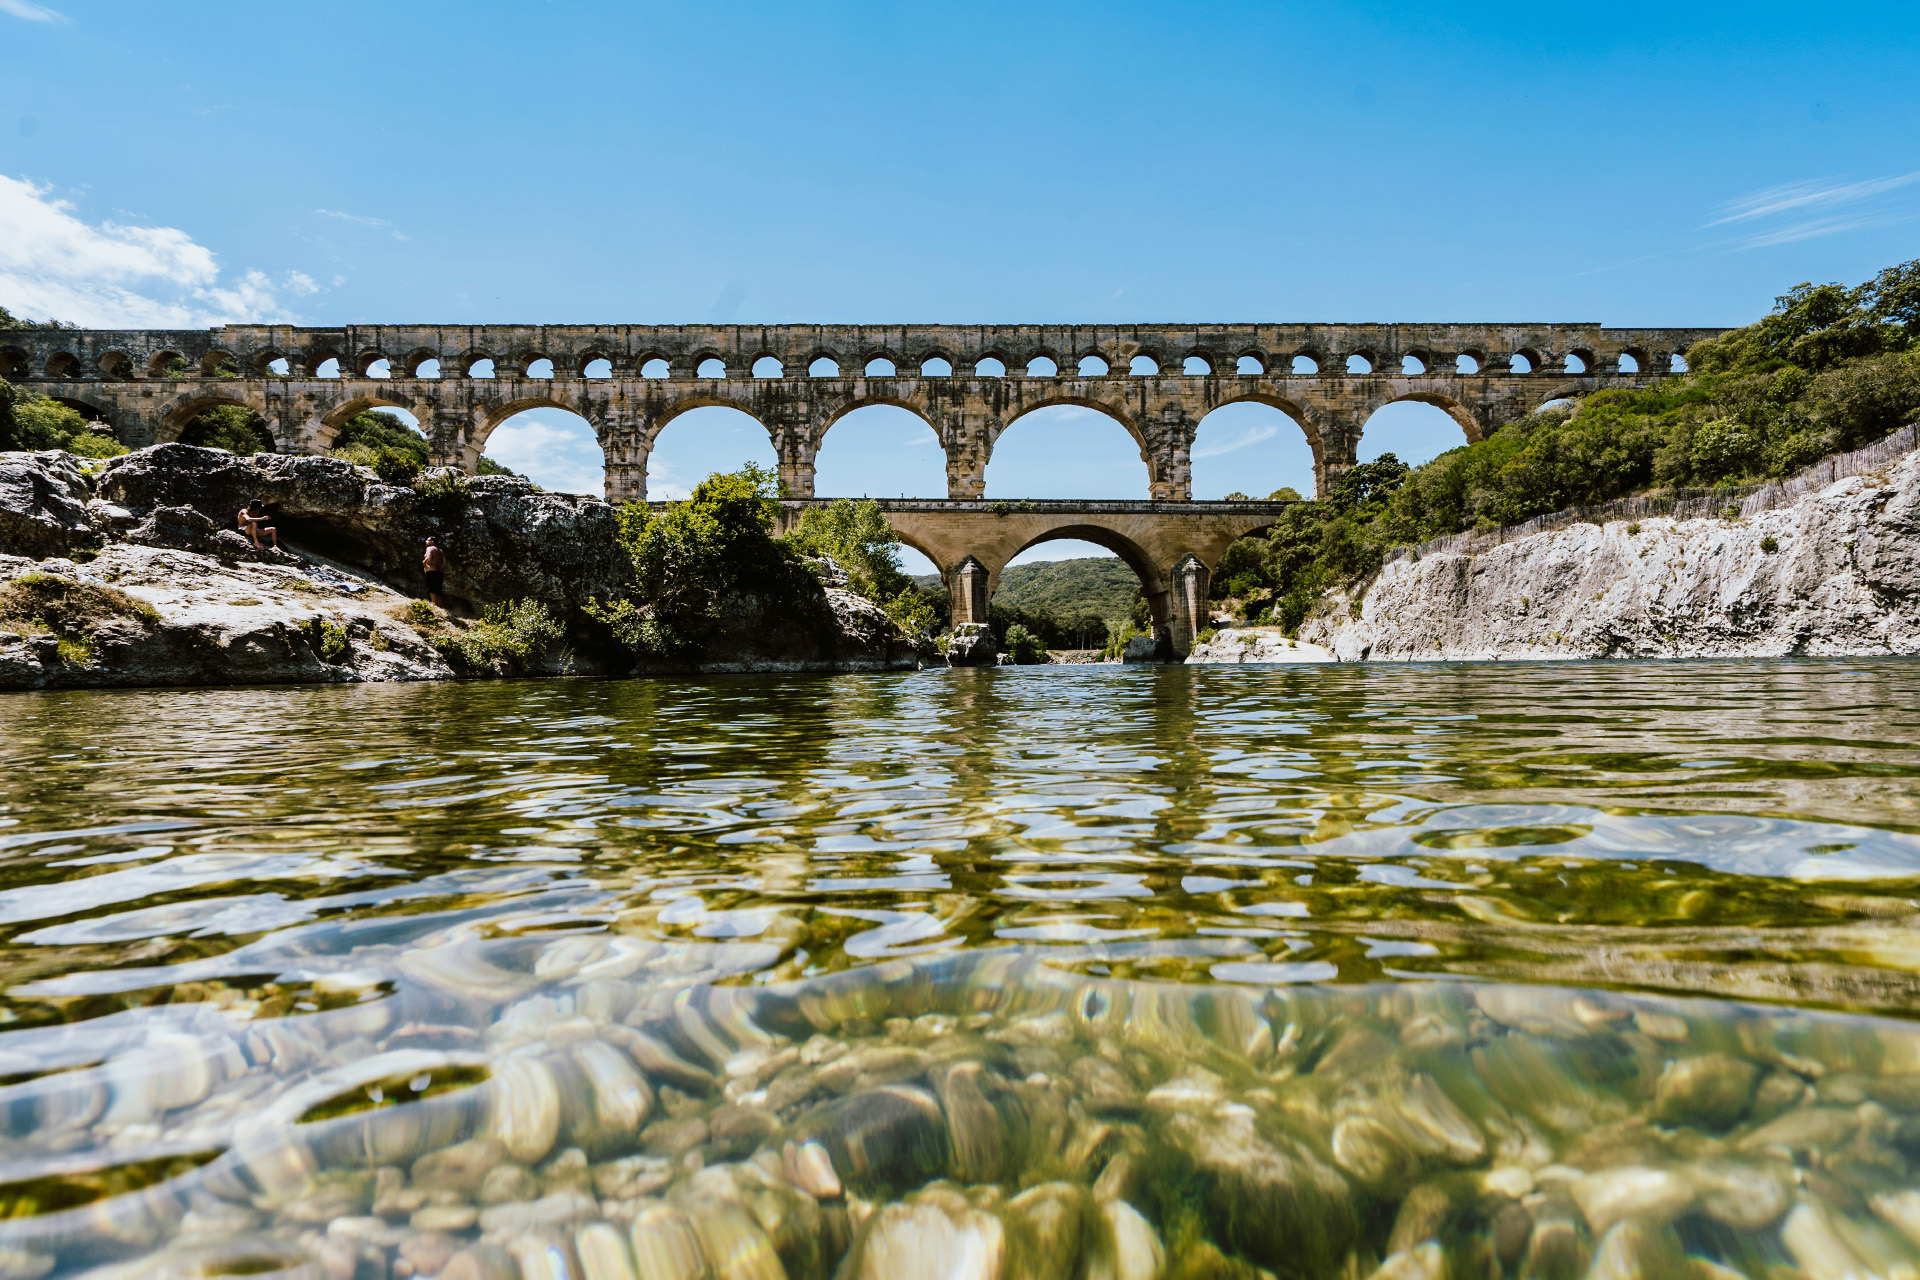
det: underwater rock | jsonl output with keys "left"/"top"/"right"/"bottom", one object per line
{"left": 488, "top": 1056, "right": 562, "bottom": 1164}
{"left": 1155, "top": 1106, "right": 1357, "bottom": 1275}
{"left": 1651, "top": 1054, "right": 1758, "bottom": 1130}
{"left": 805, "top": 1086, "right": 950, "bottom": 1194}
{"left": 848, "top": 1197, "right": 1005, "bottom": 1280}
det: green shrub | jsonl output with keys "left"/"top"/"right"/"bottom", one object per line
{"left": 54, "top": 634, "right": 94, "bottom": 665}
{"left": 432, "top": 599, "right": 563, "bottom": 672}
{"left": 414, "top": 470, "right": 472, "bottom": 515}
{"left": 178, "top": 404, "right": 274, "bottom": 454}
{"left": 785, "top": 498, "right": 915, "bottom": 603}
{"left": 371, "top": 447, "right": 423, "bottom": 485}
{"left": 1195, "top": 627, "right": 1216, "bottom": 646}
{"left": 334, "top": 410, "right": 428, "bottom": 462}
{"left": 1002, "top": 623, "right": 1048, "bottom": 664}
{"left": 405, "top": 600, "right": 438, "bottom": 627}
{"left": 1760, "top": 535, "right": 1779, "bottom": 553}
{"left": 66, "top": 429, "right": 128, "bottom": 458}
{"left": 593, "top": 464, "right": 813, "bottom": 659}
{"left": 314, "top": 619, "right": 351, "bottom": 662}
{"left": 0, "top": 386, "right": 127, "bottom": 456}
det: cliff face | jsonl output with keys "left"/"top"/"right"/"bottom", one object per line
{"left": 0, "top": 446, "right": 921, "bottom": 690}
{"left": 1298, "top": 446, "right": 1920, "bottom": 661}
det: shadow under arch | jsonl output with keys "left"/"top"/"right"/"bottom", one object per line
{"left": 996, "top": 522, "right": 1172, "bottom": 634}
{"left": 159, "top": 393, "right": 267, "bottom": 444}
{"left": 46, "top": 396, "right": 116, "bottom": 425}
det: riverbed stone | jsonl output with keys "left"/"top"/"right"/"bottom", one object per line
{"left": 1652, "top": 1054, "right": 1759, "bottom": 1130}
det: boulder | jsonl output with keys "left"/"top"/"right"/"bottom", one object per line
{"left": 947, "top": 622, "right": 997, "bottom": 667}
{"left": 0, "top": 450, "right": 97, "bottom": 559}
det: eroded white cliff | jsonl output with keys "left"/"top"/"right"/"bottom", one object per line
{"left": 1297, "top": 447, "right": 1920, "bottom": 661}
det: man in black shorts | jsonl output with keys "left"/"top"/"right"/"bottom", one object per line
{"left": 422, "top": 536, "right": 446, "bottom": 607}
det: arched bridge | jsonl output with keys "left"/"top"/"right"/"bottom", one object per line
{"left": 770, "top": 498, "right": 1291, "bottom": 658}
{"left": 1, "top": 320, "right": 1719, "bottom": 502}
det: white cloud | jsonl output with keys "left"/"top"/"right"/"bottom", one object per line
{"left": 316, "top": 208, "right": 407, "bottom": 241}
{"left": 0, "top": 0, "right": 67, "bottom": 22}
{"left": 1708, "top": 171, "right": 1920, "bottom": 250}
{"left": 0, "top": 175, "right": 316, "bottom": 326}
{"left": 482, "top": 414, "right": 606, "bottom": 497}
{"left": 1192, "top": 421, "right": 1278, "bottom": 458}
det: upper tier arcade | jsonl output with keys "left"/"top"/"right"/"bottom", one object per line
{"left": 0, "top": 321, "right": 1721, "bottom": 501}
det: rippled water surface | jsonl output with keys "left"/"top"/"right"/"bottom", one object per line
{"left": 3, "top": 662, "right": 1920, "bottom": 1279}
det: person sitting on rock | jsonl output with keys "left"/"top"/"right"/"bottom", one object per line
{"left": 422, "top": 536, "right": 446, "bottom": 607}
{"left": 237, "top": 499, "right": 278, "bottom": 550}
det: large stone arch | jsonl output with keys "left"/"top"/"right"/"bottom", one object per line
{"left": 320, "top": 394, "right": 434, "bottom": 449}
{"left": 1350, "top": 391, "right": 1487, "bottom": 470}
{"left": 160, "top": 392, "right": 270, "bottom": 443}
{"left": 993, "top": 393, "right": 1147, "bottom": 454}
{"left": 815, "top": 393, "right": 939, "bottom": 443}
{"left": 639, "top": 392, "right": 772, "bottom": 450}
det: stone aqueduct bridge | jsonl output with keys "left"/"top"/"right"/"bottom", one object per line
{"left": 769, "top": 498, "right": 1288, "bottom": 655}
{"left": 4, "top": 320, "right": 1717, "bottom": 656}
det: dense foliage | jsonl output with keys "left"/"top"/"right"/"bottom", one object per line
{"left": 0, "top": 377, "right": 127, "bottom": 457}
{"left": 178, "top": 405, "right": 275, "bottom": 455}
{"left": 589, "top": 472, "right": 941, "bottom": 659}
{"left": 328, "top": 411, "right": 521, "bottom": 483}
{"left": 1211, "top": 258, "right": 1920, "bottom": 632}
{"left": 785, "top": 497, "right": 937, "bottom": 635}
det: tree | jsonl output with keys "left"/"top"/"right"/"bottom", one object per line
{"left": 1002, "top": 623, "right": 1048, "bottom": 664}
{"left": 785, "top": 497, "right": 913, "bottom": 600}
{"left": 179, "top": 405, "right": 274, "bottom": 454}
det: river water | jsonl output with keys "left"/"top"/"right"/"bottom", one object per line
{"left": 2, "top": 661, "right": 1919, "bottom": 1280}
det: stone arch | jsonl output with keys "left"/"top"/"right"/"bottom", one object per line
{"left": 1290, "top": 351, "right": 1322, "bottom": 375}
{"left": 817, "top": 394, "right": 938, "bottom": 443}
{"left": 160, "top": 393, "right": 269, "bottom": 444}
{"left": 860, "top": 350, "right": 904, "bottom": 377}
{"left": 692, "top": 350, "right": 731, "bottom": 379}
{"left": 1193, "top": 394, "right": 1321, "bottom": 499}
{"left": 148, "top": 349, "right": 189, "bottom": 378}
{"left": 1367, "top": 391, "right": 1485, "bottom": 444}
{"left": 479, "top": 391, "right": 595, "bottom": 437}
{"left": 1616, "top": 346, "right": 1649, "bottom": 374}
{"left": 0, "top": 346, "right": 28, "bottom": 378}
{"left": 48, "top": 395, "right": 115, "bottom": 424}
{"left": 320, "top": 394, "right": 433, "bottom": 448}
{"left": 44, "top": 351, "right": 81, "bottom": 379}
{"left": 1399, "top": 350, "right": 1432, "bottom": 376}
{"left": 996, "top": 523, "right": 1173, "bottom": 632}
{"left": 398, "top": 348, "right": 440, "bottom": 377}
{"left": 996, "top": 394, "right": 1147, "bottom": 454}
{"left": 910, "top": 347, "right": 956, "bottom": 375}
{"left": 1564, "top": 347, "right": 1595, "bottom": 375}
{"left": 351, "top": 349, "right": 389, "bottom": 377}
{"left": 98, "top": 350, "right": 135, "bottom": 379}
{"left": 1234, "top": 350, "right": 1268, "bottom": 375}
{"left": 641, "top": 392, "right": 771, "bottom": 449}
{"left": 1018, "top": 350, "right": 1061, "bottom": 377}
{"left": 453, "top": 350, "right": 494, "bottom": 379}
{"left": 577, "top": 350, "right": 614, "bottom": 378}
{"left": 244, "top": 349, "right": 283, "bottom": 377}
{"left": 1511, "top": 347, "right": 1544, "bottom": 374}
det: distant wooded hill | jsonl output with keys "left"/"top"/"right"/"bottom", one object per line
{"left": 914, "top": 555, "right": 1138, "bottom": 626}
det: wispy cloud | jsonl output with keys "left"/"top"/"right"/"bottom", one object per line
{"left": 316, "top": 208, "right": 407, "bottom": 241}
{"left": 1708, "top": 171, "right": 1920, "bottom": 250}
{"left": 0, "top": 0, "right": 68, "bottom": 23}
{"left": 0, "top": 174, "right": 319, "bottom": 326}
{"left": 1193, "top": 422, "right": 1278, "bottom": 459}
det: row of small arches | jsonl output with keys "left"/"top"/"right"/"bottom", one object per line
{"left": 2, "top": 344, "right": 1683, "bottom": 382}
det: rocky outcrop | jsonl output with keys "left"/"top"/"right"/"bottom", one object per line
{"left": 1185, "top": 628, "right": 1336, "bottom": 664}
{"left": 97, "top": 444, "right": 632, "bottom": 610}
{"left": 0, "top": 446, "right": 923, "bottom": 689}
{"left": 0, "top": 451, "right": 98, "bottom": 560}
{"left": 0, "top": 544, "right": 451, "bottom": 689}
{"left": 1299, "top": 444, "right": 1920, "bottom": 661}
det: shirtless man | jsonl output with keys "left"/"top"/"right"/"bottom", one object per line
{"left": 422, "top": 536, "right": 446, "bottom": 607}
{"left": 237, "top": 499, "right": 278, "bottom": 549}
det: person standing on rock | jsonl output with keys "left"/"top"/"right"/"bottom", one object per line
{"left": 422, "top": 536, "right": 446, "bottom": 608}
{"left": 237, "top": 499, "right": 278, "bottom": 550}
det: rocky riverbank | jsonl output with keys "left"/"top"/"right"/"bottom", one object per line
{"left": 1291, "top": 442, "right": 1920, "bottom": 662}
{"left": 0, "top": 446, "right": 921, "bottom": 689}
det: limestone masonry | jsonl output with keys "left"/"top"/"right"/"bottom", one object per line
{"left": 1, "top": 321, "right": 1716, "bottom": 502}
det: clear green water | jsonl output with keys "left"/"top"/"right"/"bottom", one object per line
{"left": 1, "top": 662, "right": 1919, "bottom": 1279}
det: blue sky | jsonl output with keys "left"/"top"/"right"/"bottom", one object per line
{"left": 4, "top": 0, "right": 1917, "bottom": 566}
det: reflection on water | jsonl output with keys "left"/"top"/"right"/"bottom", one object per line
{"left": 0, "top": 662, "right": 1916, "bottom": 1278}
